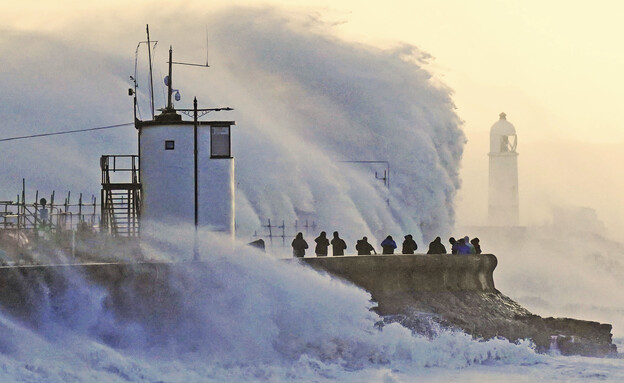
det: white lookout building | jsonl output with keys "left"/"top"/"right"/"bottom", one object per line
{"left": 100, "top": 42, "right": 235, "bottom": 240}
{"left": 138, "top": 104, "right": 235, "bottom": 238}
{"left": 488, "top": 112, "right": 519, "bottom": 226}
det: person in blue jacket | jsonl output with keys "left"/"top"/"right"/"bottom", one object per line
{"left": 456, "top": 237, "right": 471, "bottom": 255}
{"left": 380, "top": 235, "right": 397, "bottom": 254}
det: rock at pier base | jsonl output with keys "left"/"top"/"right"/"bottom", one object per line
{"left": 299, "top": 254, "right": 617, "bottom": 357}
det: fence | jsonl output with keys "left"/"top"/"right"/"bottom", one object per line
{"left": 253, "top": 219, "right": 317, "bottom": 248}
{"left": 0, "top": 180, "right": 100, "bottom": 247}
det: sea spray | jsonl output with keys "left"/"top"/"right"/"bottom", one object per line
{"left": 0, "top": 7, "right": 463, "bottom": 244}
{"left": 0, "top": 227, "right": 546, "bottom": 382}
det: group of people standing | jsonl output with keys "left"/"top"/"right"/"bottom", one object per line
{"left": 448, "top": 236, "right": 482, "bottom": 254}
{"left": 291, "top": 231, "right": 348, "bottom": 257}
{"left": 291, "top": 232, "right": 482, "bottom": 257}
{"left": 424, "top": 236, "right": 482, "bottom": 255}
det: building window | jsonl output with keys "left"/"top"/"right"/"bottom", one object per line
{"left": 211, "top": 126, "right": 230, "bottom": 157}
{"left": 165, "top": 140, "right": 175, "bottom": 150}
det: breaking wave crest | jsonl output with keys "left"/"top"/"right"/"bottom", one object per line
{"left": 0, "top": 228, "right": 543, "bottom": 382}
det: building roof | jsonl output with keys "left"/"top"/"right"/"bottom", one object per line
{"left": 490, "top": 112, "right": 516, "bottom": 136}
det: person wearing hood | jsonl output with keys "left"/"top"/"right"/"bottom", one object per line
{"left": 380, "top": 235, "right": 397, "bottom": 254}
{"left": 426, "top": 236, "right": 447, "bottom": 254}
{"left": 465, "top": 236, "right": 476, "bottom": 254}
{"left": 314, "top": 231, "right": 330, "bottom": 256}
{"left": 470, "top": 237, "right": 482, "bottom": 254}
{"left": 331, "top": 231, "right": 347, "bottom": 256}
{"left": 456, "top": 238, "right": 471, "bottom": 255}
{"left": 292, "top": 232, "right": 308, "bottom": 258}
{"left": 402, "top": 234, "right": 418, "bottom": 254}
{"left": 356, "top": 236, "right": 376, "bottom": 255}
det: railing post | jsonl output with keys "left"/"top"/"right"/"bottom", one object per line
{"left": 78, "top": 193, "right": 83, "bottom": 223}
{"left": 34, "top": 190, "right": 39, "bottom": 237}
{"left": 267, "top": 219, "right": 273, "bottom": 246}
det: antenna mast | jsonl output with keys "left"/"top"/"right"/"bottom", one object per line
{"left": 206, "top": 27, "right": 210, "bottom": 66}
{"left": 146, "top": 25, "right": 155, "bottom": 119}
{"left": 167, "top": 46, "right": 173, "bottom": 110}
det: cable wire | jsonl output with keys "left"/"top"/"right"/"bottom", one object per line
{"left": 0, "top": 123, "right": 134, "bottom": 142}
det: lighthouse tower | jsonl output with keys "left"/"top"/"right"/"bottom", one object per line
{"left": 488, "top": 112, "right": 519, "bottom": 226}
{"left": 137, "top": 47, "right": 235, "bottom": 239}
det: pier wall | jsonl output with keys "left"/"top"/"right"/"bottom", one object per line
{"left": 0, "top": 254, "right": 615, "bottom": 356}
{"left": 298, "top": 254, "right": 497, "bottom": 297}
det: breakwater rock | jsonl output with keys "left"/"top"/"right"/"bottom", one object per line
{"left": 299, "top": 254, "right": 616, "bottom": 357}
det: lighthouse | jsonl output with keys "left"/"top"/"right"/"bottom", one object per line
{"left": 137, "top": 45, "right": 235, "bottom": 239}
{"left": 488, "top": 112, "right": 519, "bottom": 226}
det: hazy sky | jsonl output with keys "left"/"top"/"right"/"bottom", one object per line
{"left": 5, "top": 0, "right": 624, "bottom": 236}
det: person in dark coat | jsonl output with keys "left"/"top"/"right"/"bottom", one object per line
{"left": 426, "top": 236, "right": 447, "bottom": 254}
{"left": 380, "top": 235, "right": 397, "bottom": 254}
{"left": 402, "top": 234, "right": 418, "bottom": 254}
{"left": 470, "top": 237, "right": 482, "bottom": 254}
{"left": 456, "top": 238, "right": 471, "bottom": 255}
{"left": 291, "top": 232, "right": 308, "bottom": 258}
{"left": 449, "top": 237, "right": 458, "bottom": 254}
{"left": 331, "top": 231, "right": 347, "bottom": 256}
{"left": 314, "top": 231, "right": 330, "bottom": 256}
{"left": 356, "top": 236, "right": 376, "bottom": 255}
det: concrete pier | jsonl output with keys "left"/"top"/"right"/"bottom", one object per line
{"left": 298, "top": 254, "right": 497, "bottom": 296}
{"left": 0, "top": 254, "right": 615, "bottom": 356}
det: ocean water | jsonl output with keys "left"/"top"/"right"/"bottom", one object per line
{"left": 0, "top": 229, "right": 620, "bottom": 383}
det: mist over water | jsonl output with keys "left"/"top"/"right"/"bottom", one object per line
{"left": 467, "top": 224, "right": 624, "bottom": 339}
{"left": 0, "top": 228, "right": 548, "bottom": 382}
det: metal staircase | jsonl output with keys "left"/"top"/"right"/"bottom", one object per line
{"left": 100, "top": 155, "right": 141, "bottom": 237}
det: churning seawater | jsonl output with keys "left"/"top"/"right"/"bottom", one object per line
{"left": 0, "top": 228, "right": 620, "bottom": 383}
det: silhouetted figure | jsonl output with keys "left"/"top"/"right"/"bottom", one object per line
{"left": 331, "top": 231, "right": 347, "bottom": 256}
{"left": 380, "top": 235, "right": 397, "bottom": 254}
{"left": 470, "top": 237, "right": 482, "bottom": 254}
{"left": 449, "top": 237, "right": 458, "bottom": 255}
{"left": 456, "top": 238, "right": 471, "bottom": 255}
{"left": 39, "top": 198, "right": 49, "bottom": 225}
{"left": 356, "top": 236, "right": 376, "bottom": 255}
{"left": 402, "top": 234, "right": 418, "bottom": 254}
{"left": 248, "top": 239, "right": 266, "bottom": 252}
{"left": 465, "top": 236, "right": 476, "bottom": 254}
{"left": 427, "top": 236, "right": 447, "bottom": 254}
{"left": 291, "top": 232, "right": 308, "bottom": 258}
{"left": 315, "top": 231, "right": 330, "bottom": 256}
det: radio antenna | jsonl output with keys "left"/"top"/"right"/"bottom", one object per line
{"left": 146, "top": 24, "right": 155, "bottom": 119}
{"left": 171, "top": 30, "right": 211, "bottom": 68}
{"left": 206, "top": 26, "right": 210, "bottom": 67}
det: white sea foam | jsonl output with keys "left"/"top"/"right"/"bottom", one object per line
{"left": 0, "top": 228, "right": 551, "bottom": 382}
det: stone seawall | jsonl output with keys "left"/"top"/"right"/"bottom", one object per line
{"left": 0, "top": 256, "right": 616, "bottom": 356}
{"left": 0, "top": 262, "right": 182, "bottom": 325}
{"left": 299, "top": 254, "right": 497, "bottom": 296}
